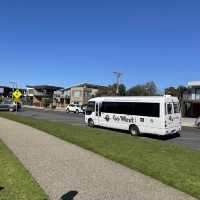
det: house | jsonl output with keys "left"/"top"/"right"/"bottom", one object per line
{"left": 0, "top": 86, "right": 26, "bottom": 99}
{"left": 183, "top": 81, "right": 200, "bottom": 117}
{"left": 53, "top": 89, "right": 70, "bottom": 108}
{"left": 54, "top": 83, "right": 106, "bottom": 107}
{"left": 0, "top": 86, "right": 13, "bottom": 98}
{"left": 26, "top": 85, "right": 63, "bottom": 107}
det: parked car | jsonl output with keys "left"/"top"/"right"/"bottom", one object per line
{"left": 195, "top": 117, "right": 200, "bottom": 128}
{"left": 0, "top": 100, "right": 20, "bottom": 112}
{"left": 66, "top": 104, "right": 84, "bottom": 114}
{"left": 81, "top": 105, "right": 87, "bottom": 112}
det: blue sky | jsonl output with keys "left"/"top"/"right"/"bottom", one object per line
{"left": 0, "top": 0, "right": 200, "bottom": 90}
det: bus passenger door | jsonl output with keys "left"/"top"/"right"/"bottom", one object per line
{"left": 165, "top": 102, "right": 174, "bottom": 129}
{"left": 93, "top": 102, "right": 99, "bottom": 126}
{"left": 97, "top": 102, "right": 106, "bottom": 127}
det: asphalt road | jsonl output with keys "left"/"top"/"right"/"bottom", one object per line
{"left": 18, "top": 107, "right": 86, "bottom": 126}
{"left": 16, "top": 108, "right": 200, "bottom": 150}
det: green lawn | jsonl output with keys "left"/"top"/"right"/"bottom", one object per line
{"left": 0, "top": 112, "right": 200, "bottom": 199}
{"left": 0, "top": 138, "right": 48, "bottom": 200}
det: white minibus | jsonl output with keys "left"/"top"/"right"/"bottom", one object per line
{"left": 85, "top": 95, "right": 181, "bottom": 136}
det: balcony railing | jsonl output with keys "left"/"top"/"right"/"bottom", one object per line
{"left": 183, "top": 94, "right": 200, "bottom": 101}
{"left": 28, "top": 90, "right": 52, "bottom": 97}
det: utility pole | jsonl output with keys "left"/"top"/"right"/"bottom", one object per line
{"left": 113, "top": 71, "right": 123, "bottom": 95}
{"left": 9, "top": 81, "right": 18, "bottom": 91}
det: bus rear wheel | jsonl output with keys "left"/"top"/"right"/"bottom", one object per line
{"left": 88, "top": 119, "right": 94, "bottom": 128}
{"left": 129, "top": 125, "right": 140, "bottom": 136}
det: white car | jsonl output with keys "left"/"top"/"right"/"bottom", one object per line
{"left": 195, "top": 117, "right": 200, "bottom": 128}
{"left": 66, "top": 104, "right": 84, "bottom": 114}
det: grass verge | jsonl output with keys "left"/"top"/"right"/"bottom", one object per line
{"left": 0, "top": 138, "right": 48, "bottom": 200}
{"left": 0, "top": 112, "right": 200, "bottom": 199}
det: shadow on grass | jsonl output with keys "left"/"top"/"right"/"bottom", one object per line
{"left": 141, "top": 132, "right": 180, "bottom": 140}
{"left": 94, "top": 126, "right": 180, "bottom": 140}
{"left": 0, "top": 186, "right": 4, "bottom": 191}
{"left": 59, "top": 191, "right": 78, "bottom": 200}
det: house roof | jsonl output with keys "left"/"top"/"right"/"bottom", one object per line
{"left": 64, "top": 83, "right": 107, "bottom": 90}
{"left": 188, "top": 81, "right": 200, "bottom": 87}
{"left": 26, "top": 85, "right": 63, "bottom": 90}
{"left": 0, "top": 86, "right": 12, "bottom": 89}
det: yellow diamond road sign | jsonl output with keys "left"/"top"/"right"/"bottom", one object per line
{"left": 13, "top": 89, "right": 22, "bottom": 99}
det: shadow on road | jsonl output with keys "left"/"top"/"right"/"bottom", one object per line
{"left": 59, "top": 191, "right": 78, "bottom": 200}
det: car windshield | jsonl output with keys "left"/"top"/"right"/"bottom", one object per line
{"left": 2, "top": 101, "right": 12, "bottom": 104}
{"left": 85, "top": 101, "right": 95, "bottom": 115}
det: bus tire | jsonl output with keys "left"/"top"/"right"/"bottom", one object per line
{"left": 197, "top": 123, "right": 200, "bottom": 129}
{"left": 129, "top": 125, "right": 140, "bottom": 136}
{"left": 88, "top": 119, "right": 94, "bottom": 128}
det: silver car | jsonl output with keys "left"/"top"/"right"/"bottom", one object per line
{"left": 0, "top": 100, "right": 17, "bottom": 112}
{"left": 195, "top": 117, "right": 200, "bottom": 128}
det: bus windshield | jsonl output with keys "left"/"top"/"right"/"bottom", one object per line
{"left": 86, "top": 101, "right": 95, "bottom": 115}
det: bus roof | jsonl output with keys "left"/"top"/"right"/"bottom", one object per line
{"left": 89, "top": 95, "right": 179, "bottom": 103}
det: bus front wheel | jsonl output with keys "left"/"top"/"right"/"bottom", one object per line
{"left": 129, "top": 125, "right": 140, "bottom": 136}
{"left": 88, "top": 119, "right": 94, "bottom": 128}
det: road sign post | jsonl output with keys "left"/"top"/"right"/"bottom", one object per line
{"left": 12, "top": 89, "right": 22, "bottom": 112}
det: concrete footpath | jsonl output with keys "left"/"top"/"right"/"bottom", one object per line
{"left": 182, "top": 118, "right": 196, "bottom": 127}
{"left": 23, "top": 105, "right": 66, "bottom": 112}
{"left": 0, "top": 118, "right": 197, "bottom": 200}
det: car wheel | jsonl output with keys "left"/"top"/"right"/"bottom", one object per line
{"left": 88, "top": 119, "right": 94, "bottom": 128}
{"left": 9, "top": 108, "right": 14, "bottom": 112}
{"left": 66, "top": 108, "right": 70, "bottom": 113}
{"left": 129, "top": 125, "right": 140, "bottom": 136}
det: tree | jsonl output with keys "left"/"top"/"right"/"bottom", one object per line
{"left": 95, "top": 86, "right": 113, "bottom": 97}
{"left": 42, "top": 98, "right": 52, "bottom": 108}
{"left": 95, "top": 84, "right": 126, "bottom": 97}
{"left": 165, "top": 85, "right": 187, "bottom": 100}
{"left": 177, "top": 86, "right": 187, "bottom": 101}
{"left": 127, "top": 81, "right": 158, "bottom": 96}
{"left": 112, "top": 84, "right": 126, "bottom": 96}
{"left": 164, "top": 85, "right": 187, "bottom": 113}
{"left": 165, "top": 87, "right": 178, "bottom": 96}
{"left": 145, "top": 81, "right": 157, "bottom": 95}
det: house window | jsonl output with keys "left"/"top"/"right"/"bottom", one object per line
{"left": 73, "top": 91, "right": 81, "bottom": 97}
{"left": 84, "top": 91, "right": 92, "bottom": 97}
{"left": 196, "top": 89, "right": 200, "bottom": 100}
